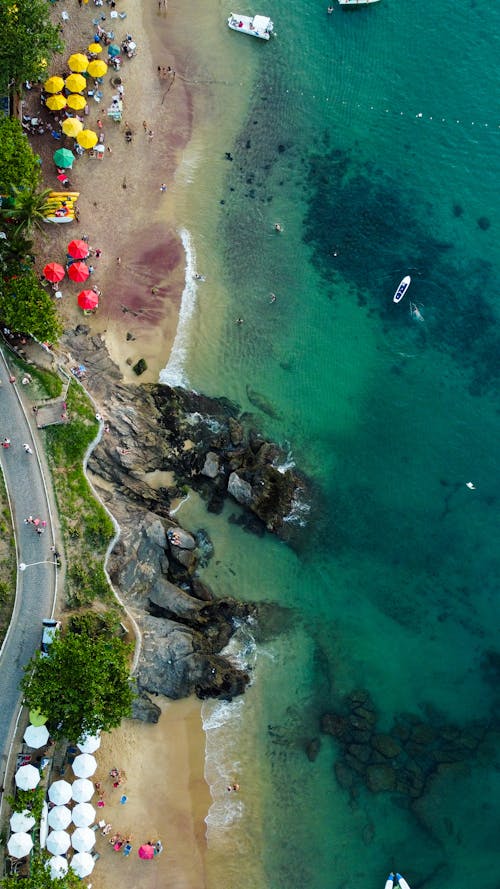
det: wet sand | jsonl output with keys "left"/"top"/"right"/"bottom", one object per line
{"left": 87, "top": 697, "right": 209, "bottom": 889}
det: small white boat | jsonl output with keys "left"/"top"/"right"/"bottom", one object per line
{"left": 338, "top": 0, "right": 381, "bottom": 5}
{"left": 227, "top": 13, "right": 274, "bottom": 39}
{"left": 384, "top": 875, "right": 395, "bottom": 889}
{"left": 393, "top": 275, "right": 411, "bottom": 303}
{"left": 396, "top": 876, "right": 411, "bottom": 889}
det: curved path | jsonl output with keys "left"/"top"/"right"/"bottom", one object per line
{"left": 0, "top": 347, "right": 58, "bottom": 790}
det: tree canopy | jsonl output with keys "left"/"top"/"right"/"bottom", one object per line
{"left": 1, "top": 185, "right": 55, "bottom": 236}
{"left": 1, "top": 854, "right": 81, "bottom": 889}
{"left": 0, "top": 268, "right": 63, "bottom": 342}
{"left": 21, "top": 629, "right": 134, "bottom": 742}
{"left": 0, "top": 118, "right": 41, "bottom": 195}
{"left": 0, "top": 0, "right": 63, "bottom": 94}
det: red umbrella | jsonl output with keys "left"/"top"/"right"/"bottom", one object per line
{"left": 138, "top": 845, "right": 155, "bottom": 860}
{"left": 43, "top": 262, "right": 65, "bottom": 283}
{"left": 68, "top": 261, "right": 90, "bottom": 283}
{"left": 68, "top": 240, "right": 89, "bottom": 260}
{"left": 77, "top": 290, "right": 99, "bottom": 311}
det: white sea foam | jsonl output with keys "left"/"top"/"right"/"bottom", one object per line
{"left": 159, "top": 227, "right": 197, "bottom": 388}
{"left": 168, "top": 493, "right": 190, "bottom": 516}
{"left": 202, "top": 621, "right": 258, "bottom": 840}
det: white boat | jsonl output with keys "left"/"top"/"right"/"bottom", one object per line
{"left": 393, "top": 275, "right": 411, "bottom": 303}
{"left": 384, "top": 875, "right": 395, "bottom": 889}
{"left": 338, "top": 0, "right": 381, "bottom": 5}
{"left": 227, "top": 13, "right": 274, "bottom": 39}
{"left": 396, "top": 876, "right": 411, "bottom": 889}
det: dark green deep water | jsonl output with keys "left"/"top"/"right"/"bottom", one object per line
{"left": 167, "top": 2, "right": 500, "bottom": 886}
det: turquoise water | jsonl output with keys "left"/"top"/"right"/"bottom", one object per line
{"left": 169, "top": 2, "right": 500, "bottom": 887}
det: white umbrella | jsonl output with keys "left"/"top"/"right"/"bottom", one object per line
{"left": 23, "top": 724, "right": 50, "bottom": 748}
{"left": 70, "top": 851, "right": 95, "bottom": 878}
{"left": 40, "top": 801, "right": 48, "bottom": 849}
{"left": 7, "top": 832, "right": 33, "bottom": 858}
{"left": 46, "top": 830, "right": 71, "bottom": 855}
{"left": 46, "top": 856, "right": 68, "bottom": 879}
{"left": 15, "top": 764, "right": 40, "bottom": 790}
{"left": 77, "top": 732, "right": 101, "bottom": 754}
{"left": 10, "top": 810, "right": 35, "bottom": 832}
{"left": 72, "top": 802, "right": 96, "bottom": 828}
{"left": 48, "top": 780, "right": 72, "bottom": 805}
{"left": 48, "top": 805, "right": 72, "bottom": 830}
{"left": 71, "top": 777, "right": 94, "bottom": 803}
{"left": 72, "top": 753, "right": 97, "bottom": 778}
{"left": 71, "top": 826, "right": 96, "bottom": 852}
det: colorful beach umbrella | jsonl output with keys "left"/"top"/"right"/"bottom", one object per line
{"left": 65, "top": 73, "right": 86, "bottom": 93}
{"left": 88, "top": 42, "right": 102, "bottom": 54}
{"left": 15, "top": 764, "right": 40, "bottom": 790}
{"left": 70, "top": 852, "right": 95, "bottom": 878}
{"left": 7, "top": 832, "right": 33, "bottom": 858}
{"left": 67, "top": 93, "right": 87, "bottom": 111}
{"left": 77, "top": 290, "right": 99, "bottom": 311}
{"left": 43, "top": 262, "right": 65, "bottom": 283}
{"left": 138, "top": 844, "right": 155, "bottom": 860}
{"left": 53, "top": 148, "right": 75, "bottom": 169}
{"left": 29, "top": 709, "right": 47, "bottom": 726}
{"left": 76, "top": 129, "right": 98, "bottom": 150}
{"left": 108, "top": 44, "right": 121, "bottom": 58}
{"left": 68, "top": 53, "right": 89, "bottom": 73}
{"left": 44, "top": 75, "right": 65, "bottom": 94}
{"left": 68, "top": 261, "right": 89, "bottom": 282}
{"left": 68, "top": 239, "right": 89, "bottom": 259}
{"left": 87, "top": 59, "right": 108, "bottom": 78}
{"left": 62, "top": 117, "right": 83, "bottom": 138}
{"left": 46, "top": 94, "right": 67, "bottom": 111}
{"left": 23, "top": 723, "right": 49, "bottom": 748}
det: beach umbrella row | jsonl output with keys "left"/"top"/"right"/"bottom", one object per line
{"left": 53, "top": 148, "right": 75, "bottom": 169}
{"left": 67, "top": 93, "right": 87, "bottom": 111}
{"left": 48, "top": 805, "right": 72, "bottom": 831}
{"left": 88, "top": 42, "right": 102, "bottom": 54}
{"left": 71, "top": 851, "right": 95, "bottom": 878}
{"left": 68, "top": 261, "right": 89, "bottom": 283}
{"left": 65, "top": 73, "right": 87, "bottom": 93}
{"left": 46, "top": 856, "right": 68, "bottom": 880}
{"left": 68, "top": 239, "right": 89, "bottom": 259}
{"left": 68, "top": 52, "right": 88, "bottom": 73}
{"left": 15, "top": 764, "right": 41, "bottom": 791}
{"left": 62, "top": 117, "right": 83, "bottom": 138}
{"left": 7, "top": 832, "right": 33, "bottom": 858}
{"left": 77, "top": 732, "right": 101, "bottom": 754}
{"left": 77, "top": 129, "right": 98, "bottom": 150}
{"left": 46, "top": 94, "right": 67, "bottom": 111}
{"left": 10, "top": 810, "right": 36, "bottom": 833}
{"left": 44, "top": 76, "right": 65, "bottom": 94}
{"left": 78, "top": 290, "right": 99, "bottom": 311}
{"left": 43, "top": 262, "right": 65, "bottom": 283}
{"left": 23, "top": 723, "right": 49, "bottom": 748}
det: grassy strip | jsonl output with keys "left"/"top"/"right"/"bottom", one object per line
{"left": 0, "top": 470, "right": 19, "bottom": 646}
{"left": 43, "top": 379, "right": 116, "bottom": 609}
{"left": 8, "top": 353, "right": 63, "bottom": 400}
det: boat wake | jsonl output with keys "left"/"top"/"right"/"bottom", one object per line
{"left": 159, "top": 228, "right": 198, "bottom": 388}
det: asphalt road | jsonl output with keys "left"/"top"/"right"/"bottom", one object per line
{"left": 0, "top": 347, "right": 58, "bottom": 783}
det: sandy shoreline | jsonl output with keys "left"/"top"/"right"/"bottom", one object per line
{"left": 83, "top": 697, "right": 210, "bottom": 889}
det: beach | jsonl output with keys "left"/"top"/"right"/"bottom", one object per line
{"left": 27, "top": 0, "right": 500, "bottom": 887}
{"left": 85, "top": 697, "right": 210, "bottom": 889}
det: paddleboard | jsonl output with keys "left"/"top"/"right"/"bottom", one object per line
{"left": 393, "top": 275, "right": 411, "bottom": 303}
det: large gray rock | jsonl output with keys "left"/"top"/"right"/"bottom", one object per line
{"left": 228, "top": 472, "right": 253, "bottom": 506}
{"left": 201, "top": 451, "right": 220, "bottom": 479}
{"left": 148, "top": 579, "right": 203, "bottom": 619}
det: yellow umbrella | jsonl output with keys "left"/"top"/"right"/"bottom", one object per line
{"left": 88, "top": 43, "right": 102, "bottom": 54}
{"left": 87, "top": 59, "right": 108, "bottom": 78}
{"left": 65, "top": 73, "right": 86, "bottom": 93}
{"left": 67, "top": 93, "right": 87, "bottom": 111}
{"left": 46, "top": 94, "right": 67, "bottom": 111}
{"left": 77, "top": 129, "right": 98, "bottom": 149}
{"left": 68, "top": 53, "right": 89, "bottom": 73}
{"left": 44, "top": 76, "right": 65, "bottom": 94}
{"left": 62, "top": 117, "right": 84, "bottom": 137}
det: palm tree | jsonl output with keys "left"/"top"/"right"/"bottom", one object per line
{"left": 0, "top": 185, "right": 54, "bottom": 236}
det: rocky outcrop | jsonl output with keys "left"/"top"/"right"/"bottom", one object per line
{"left": 320, "top": 688, "right": 488, "bottom": 803}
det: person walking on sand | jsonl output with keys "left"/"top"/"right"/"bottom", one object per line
{"left": 142, "top": 120, "right": 148, "bottom": 131}
{"left": 147, "top": 129, "right": 154, "bottom": 142}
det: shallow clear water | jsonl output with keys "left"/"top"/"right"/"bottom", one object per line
{"left": 167, "top": 1, "right": 500, "bottom": 886}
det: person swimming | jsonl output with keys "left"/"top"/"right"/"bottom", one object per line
{"left": 274, "top": 222, "right": 283, "bottom": 232}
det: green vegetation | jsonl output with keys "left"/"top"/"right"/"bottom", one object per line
{"left": 0, "top": 0, "right": 63, "bottom": 95}
{"left": 0, "top": 119, "right": 41, "bottom": 195}
{"left": 44, "top": 380, "right": 115, "bottom": 608}
{"left": 21, "top": 629, "right": 134, "bottom": 742}
{"left": 0, "top": 269, "right": 63, "bottom": 342}
{"left": 0, "top": 468, "right": 17, "bottom": 645}
{"left": 6, "top": 786, "right": 45, "bottom": 821}
{"left": 1, "top": 185, "right": 55, "bottom": 237}
{"left": 1, "top": 853, "right": 81, "bottom": 889}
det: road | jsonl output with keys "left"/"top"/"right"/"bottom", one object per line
{"left": 0, "top": 347, "right": 58, "bottom": 787}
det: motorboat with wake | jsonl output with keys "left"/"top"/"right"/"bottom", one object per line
{"left": 384, "top": 873, "right": 411, "bottom": 889}
{"left": 393, "top": 275, "right": 411, "bottom": 303}
{"left": 227, "top": 13, "right": 274, "bottom": 39}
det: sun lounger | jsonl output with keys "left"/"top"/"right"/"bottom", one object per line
{"left": 123, "top": 844, "right": 132, "bottom": 857}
